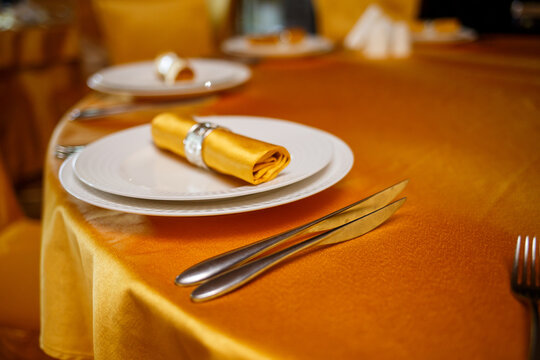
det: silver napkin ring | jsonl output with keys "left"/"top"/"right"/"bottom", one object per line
{"left": 183, "top": 122, "right": 225, "bottom": 169}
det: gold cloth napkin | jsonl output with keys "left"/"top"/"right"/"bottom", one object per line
{"left": 151, "top": 113, "right": 290, "bottom": 185}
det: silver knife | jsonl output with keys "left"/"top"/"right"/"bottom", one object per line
{"left": 191, "top": 197, "right": 406, "bottom": 302}
{"left": 69, "top": 97, "right": 209, "bottom": 120}
{"left": 175, "top": 179, "right": 408, "bottom": 286}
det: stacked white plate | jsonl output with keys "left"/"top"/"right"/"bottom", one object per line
{"left": 221, "top": 35, "right": 334, "bottom": 58}
{"left": 59, "top": 116, "right": 354, "bottom": 216}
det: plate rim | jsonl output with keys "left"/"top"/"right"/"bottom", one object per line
{"left": 72, "top": 116, "right": 335, "bottom": 201}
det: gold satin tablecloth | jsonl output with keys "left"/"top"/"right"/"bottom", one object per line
{"left": 41, "top": 36, "right": 540, "bottom": 359}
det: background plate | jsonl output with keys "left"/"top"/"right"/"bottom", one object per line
{"left": 412, "top": 27, "right": 477, "bottom": 43}
{"left": 221, "top": 35, "right": 333, "bottom": 58}
{"left": 87, "top": 58, "right": 251, "bottom": 96}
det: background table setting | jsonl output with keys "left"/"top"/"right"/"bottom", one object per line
{"left": 36, "top": 21, "right": 540, "bottom": 359}
{"left": 221, "top": 31, "right": 334, "bottom": 58}
{"left": 86, "top": 58, "right": 252, "bottom": 97}
{"left": 0, "top": 1, "right": 528, "bottom": 359}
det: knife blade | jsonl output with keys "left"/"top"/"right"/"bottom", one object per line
{"left": 175, "top": 179, "right": 408, "bottom": 286}
{"left": 190, "top": 197, "right": 406, "bottom": 302}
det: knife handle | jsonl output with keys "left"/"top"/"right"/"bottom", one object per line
{"left": 175, "top": 226, "right": 307, "bottom": 286}
{"left": 175, "top": 205, "right": 361, "bottom": 286}
{"left": 190, "top": 230, "right": 331, "bottom": 302}
{"left": 189, "top": 197, "right": 405, "bottom": 302}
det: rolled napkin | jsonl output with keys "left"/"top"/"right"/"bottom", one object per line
{"left": 280, "top": 28, "right": 307, "bottom": 44}
{"left": 410, "top": 18, "right": 461, "bottom": 35}
{"left": 247, "top": 28, "right": 307, "bottom": 46}
{"left": 151, "top": 113, "right": 290, "bottom": 185}
{"left": 247, "top": 33, "right": 281, "bottom": 45}
{"left": 155, "top": 52, "right": 194, "bottom": 85}
{"left": 431, "top": 18, "right": 461, "bottom": 33}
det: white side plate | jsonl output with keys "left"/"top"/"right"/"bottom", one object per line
{"left": 87, "top": 58, "right": 251, "bottom": 96}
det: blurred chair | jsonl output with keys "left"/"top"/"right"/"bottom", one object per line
{"left": 0, "top": 3, "right": 93, "bottom": 358}
{"left": 312, "top": 0, "right": 420, "bottom": 41}
{"left": 91, "top": 0, "right": 217, "bottom": 64}
{"left": 0, "top": 152, "right": 45, "bottom": 359}
{"left": 207, "top": 0, "right": 237, "bottom": 43}
{"left": 0, "top": 0, "right": 84, "bottom": 188}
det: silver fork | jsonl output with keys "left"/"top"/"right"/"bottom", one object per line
{"left": 54, "top": 145, "right": 85, "bottom": 159}
{"left": 511, "top": 235, "right": 540, "bottom": 360}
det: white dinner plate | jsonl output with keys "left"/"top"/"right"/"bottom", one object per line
{"left": 59, "top": 134, "right": 353, "bottom": 217}
{"left": 73, "top": 116, "right": 334, "bottom": 201}
{"left": 412, "top": 27, "right": 477, "bottom": 43}
{"left": 87, "top": 58, "right": 251, "bottom": 97}
{"left": 221, "top": 35, "right": 333, "bottom": 58}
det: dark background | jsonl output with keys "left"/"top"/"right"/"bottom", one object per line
{"left": 419, "top": 0, "right": 539, "bottom": 33}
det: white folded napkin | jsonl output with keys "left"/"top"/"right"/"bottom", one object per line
{"left": 390, "top": 21, "right": 411, "bottom": 58}
{"left": 344, "top": 4, "right": 412, "bottom": 59}
{"left": 363, "top": 16, "right": 392, "bottom": 59}
{"left": 343, "top": 4, "right": 383, "bottom": 50}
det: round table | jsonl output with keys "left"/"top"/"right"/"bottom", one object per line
{"left": 41, "top": 35, "right": 540, "bottom": 359}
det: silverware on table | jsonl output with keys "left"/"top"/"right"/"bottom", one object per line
{"left": 57, "top": 98, "right": 206, "bottom": 157}
{"left": 54, "top": 144, "right": 85, "bottom": 159}
{"left": 176, "top": 179, "right": 408, "bottom": 287}
{"left": 176, "top": 180, "right": 408, "bottom": 302}
{"left": 190, "top": 197, "right": 406, "bottom": 302}
{"left": 68, "top": 97, "right": 208, "bottom": 121}
{"left": 511, "top": 235, "right": 540, "bottom": 360}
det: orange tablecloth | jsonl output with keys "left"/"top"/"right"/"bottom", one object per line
{"left": 41, "top": 36, "right": 540, "bottom": 359}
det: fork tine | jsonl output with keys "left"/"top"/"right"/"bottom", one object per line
{"left": 510, "top": 236, "right": 540, "bottom": 360}
{"left": 533, "top": 237, "right": 537, "bottom": 287}
{"left": 525, "top": 236, "right": 530, "bottom": 285}
{"left": 513, "top": 235, "right": 522, "bottom": 286}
